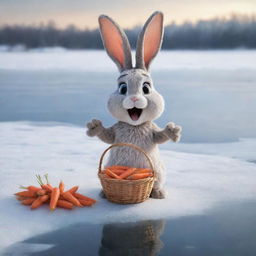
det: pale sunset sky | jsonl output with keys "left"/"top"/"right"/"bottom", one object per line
{"left": 0, "top": 0, "right": 255, "bottom": 28}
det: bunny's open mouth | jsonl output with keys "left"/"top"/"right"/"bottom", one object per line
{"left": 127, "top": 108, "right": 143, "bottom": 121}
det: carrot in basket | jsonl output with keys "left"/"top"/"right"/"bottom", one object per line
{"left": 31, "top": 195, "right": 49, "bottom": 209}
{"left": 73, "top": 193, "right": 96, "bottom": 203}
{"left": 21, "top": 198, "right": 36, "bottom": 206}
{"left": 57, "top": 200, "right": 73, "bottom": 210}
{"left": 78, "top": 199, "right": 94, "bottom": 207}
{"left": 105, "top": 169, "right": 122, "bottom": 179}
{"left": 59, "top": 181, "right": 65, "bottom": 194}
{"left": 62, "top": 191, "right": 82, "bottom": 207}
{"left": 49, "top": 187, "right": 60, "bottom": 211}
{"left": 119, "top": 168, "right": 136, "bottom": 179}
{"left": 105, "top": 169, "right": 125, "bottom": 175}
{"left": 134, "top": 168, "right": 153, "bottom": 174}
{"left": 15, "top": 191, "right": 36, "bottom": 197}
{"left": 106, "top": 165, "right": 130, "bottom": 170}
{"left": 127, "top": 173, "right": 153, "bottom": 180}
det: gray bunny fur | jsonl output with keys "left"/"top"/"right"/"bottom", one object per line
{"left": 87, "top": 11, "right": 182, "bottom": 199}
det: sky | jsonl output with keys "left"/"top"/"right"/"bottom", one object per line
{"left": 0, "top": 0, "right": 255, "bottom": 28}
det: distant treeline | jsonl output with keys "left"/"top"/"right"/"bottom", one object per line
{"left": 0, "top": 14, "right": 256, "bottom": 49}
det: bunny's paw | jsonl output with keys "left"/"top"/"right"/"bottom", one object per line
{"left": 86, "top": 119, "right": 103, "bottom": 137}
{"left": 164, "top": 122, "right": 182, "bottom": 142}
{"left": 150, "top": 188, "right": 166, "bottom": 199}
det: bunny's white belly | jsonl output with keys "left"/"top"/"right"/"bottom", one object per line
{"left": 105, "top": 121, "right": 165, "bottom": 175}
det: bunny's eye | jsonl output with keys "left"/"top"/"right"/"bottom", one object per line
{"left": 119, "top": 83, "right": 127, "bottom": 95}
{"left": 142, "top": 82, "right": 150, "bottom": 94}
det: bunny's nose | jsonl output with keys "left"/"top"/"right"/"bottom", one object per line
{"left": 130, "top": 96, "right": 139, "bottom": 102}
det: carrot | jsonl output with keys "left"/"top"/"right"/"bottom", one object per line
{"left": 105, "top": 165, "right": 130, "bottom": 170}
{"left": 16, "top": 196, "right": 28, "bottom": 201}
{"left": 119, "top": 168, "right": 136, "bottom": 179}
{"left": 36, "top": 175, "right": 53, "bottom": 192}
{"left": 57, "top": 200, "right": 73, "bottom": 210}
{"left": 127, "top": 173, "right": 153, "bottom": 180}
{"left": 22, "top": 198, "right": 36, "bottom": 205}
{"left": 44, "top": 174, "right": 53, "bottom": 190}
{"left": 62, "top": 191, "right": 82, "bottom": 207}
{"left": 31, "top": 195, "right": 49, "bottom": 209}
{"left": 78, "top": 199, "right": 94, "bottom": 207}
{"left": 59, "top": 181, "right": 65, "bottom": 194}
{"left": 105, "top": 169, "right": 122, "bottom": 179}
{"left": 103, "top": 169, "right": 125, "bottom": 175}
{"left": 36, "top": 189, "right": 47, "bottom": 196}
{"left": 15, "top": 191, "right": 36, "bottom": 197}
{"left": 67, "top": 186, "right": 79, "bottom": 194}
{"left": 73, "top": 193, "right": 96, "bottom": 203}
{"left": 41, "top": 184, "right": 53, "bottom": 192}
{"left": 49, "top": 187, "right": 60, "bottom": 211}
{"left": 134, "top": 168, "right": 153, "bottom": 174}
{"left": 20, "top": 186, "right": 41, "bottom": 192}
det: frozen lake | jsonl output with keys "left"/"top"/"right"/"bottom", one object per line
{"left": 0, "top": 50, "right": 256, "bottom": 255}
{"left": 0, "top": 49, "right": 256, "bottom": 142}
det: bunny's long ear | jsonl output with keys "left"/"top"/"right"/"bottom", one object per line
{"left": 136, "top": 11, "right": 164, "bottom": 70}
{"left": 98, "top": 15, "right": 132, "bottom": 72}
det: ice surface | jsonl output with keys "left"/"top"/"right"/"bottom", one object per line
{"left": 0, "top": 49, "right": 256, "bottom": 71}
{"left": 0, "top": 122, "right": 256, "bottom": 252}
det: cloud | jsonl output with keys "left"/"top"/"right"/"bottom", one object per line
{"left": 0, "top": 0, "right": 255, "bottom": 28}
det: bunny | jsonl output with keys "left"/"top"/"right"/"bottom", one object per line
{"left": 87, "top": 11, "right": 182, "bottom": 199}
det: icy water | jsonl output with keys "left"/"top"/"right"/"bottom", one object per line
{"left": 0, "top": 50, "right": 256, "bottom": 142}
{"left": 4, "top": 200, "right": 256, "bottom": 256}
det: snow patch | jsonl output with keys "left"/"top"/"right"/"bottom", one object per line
{"left": 0, "top": 122, "right": 256, "bottom": 251}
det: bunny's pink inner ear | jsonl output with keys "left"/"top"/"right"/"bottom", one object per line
{"left": 99, "top": 17, "right": 125, "bottom": 70}
{"left": 143, "top": 13, "right": 163, "bottom": 69}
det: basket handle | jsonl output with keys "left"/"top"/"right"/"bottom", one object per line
{"left": 98, "top": 143, "right": 155, "bottom": 176}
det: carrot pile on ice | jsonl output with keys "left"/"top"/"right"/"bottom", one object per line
{"left": 15, "top": 174, "right": 96, "bottom": 210}
{"left": 102, "top": 165, "right": 153, "bottom": 180}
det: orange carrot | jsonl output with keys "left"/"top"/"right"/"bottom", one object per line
{"left": 16, "top": 196, "right": 28, "bottom": 201}
{"left": 41, "top": 184, "right": 53, "bottom": 192}
{"left": 22, "top": 198, "right": 36, "bottom": 205}
{"left": 105, "top": 169, "right": 122, "bottom": 179}
{"left": 127, "top": 173, "right": 153, "bottom": 180}
{"left": 36, "top": 189, "right": 47, "bottom": 196}
{"left": 134, "top": 168, "right": 153, "bottom": 174}
{"left": 36, "top": 175, "right": 53, "bottom": 192}
{"left": 57, "top": 199, "right": 73, "bottom": 209}
{"left": 20, "top": 186, "right": 41, "bottom": 192}
{"left": 15, "top": 191, "right": 36, "bottom": 197}
{"left": 78, "top": 199, "right": 94, "bottom": 207}
{"left": 44, "top": 174, "right": 53, "bottom": 189}
{"left": 49, "top": 187, "right": 60, "bottom": 211}
{"left": 67, "top": 186, "right": 79, "bottom": 194}
{"left": 62, "top": 191, "right": 82, "bottom": 207}
{"left": 103, "top": 169, "right": 125, "bottom": 175}
{"left": 31, "top": 195, "right": 49, "bottom": 209}
{"left": 119, "top": 168, "right": 136, "bottom": 179}
{"left": 73, "top": 193, "right": 96, "bottom": 203}
{"left": 59, "top": 181, "right": 65, "bottom": 194}
{"left": 105, "top": 165, "right": 130, "bottom": 170}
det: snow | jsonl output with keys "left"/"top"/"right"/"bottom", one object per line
{"left": 0, "top": 49, "right": 256, "bottom": 71}
{"left": 0, "top": 121, "right": 256, "bottom": 252}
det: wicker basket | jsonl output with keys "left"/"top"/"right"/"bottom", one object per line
{"left": 98, "top": 143, "right": 155, "bottom": 204}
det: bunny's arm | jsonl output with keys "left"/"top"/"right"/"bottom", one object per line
{"left": 153, "top": 122, "right": 182, "bottom": 144}
{"left": 86, "top": 119, "right": 115, "bottom": 144}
